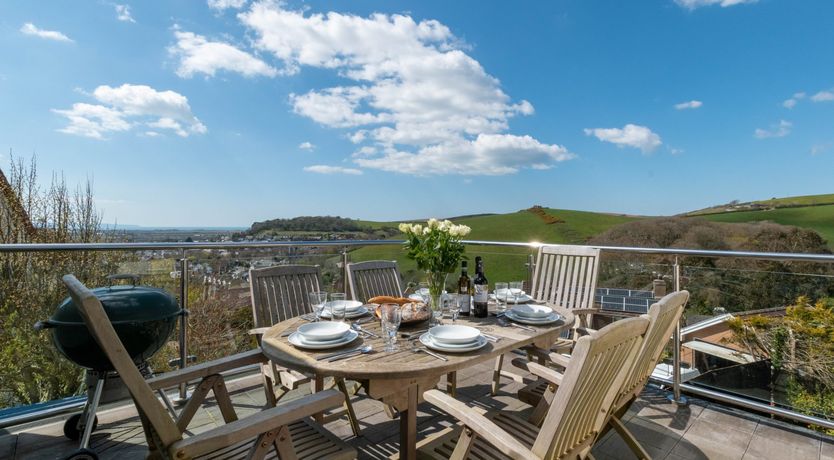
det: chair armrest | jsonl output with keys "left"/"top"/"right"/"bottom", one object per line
{"left": 547, "top": 352, "right": 571, "bottom": 369}
{"left": 570, "top": 308, "right": 598, "bottom": 315}
{"left": 423, "top": 390, "right": 538, "bottom": 460}
{"left": 169, "top": 389, "right": 345, "bottom": 459}
{"left": 526, "top": 362, "right": 564, "bottom": 386}
{"left": 148, "top": 349, "right": 267, "bottom": 390}
{"left": 248, "top": 327, "right": 271, "bottom": 336}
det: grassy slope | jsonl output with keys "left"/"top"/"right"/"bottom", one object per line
{"left": 699, "top": 204, "right": 834, "bottom": 247}
{"left": 687, "top": 193, "right": 834, "bottom": 216}
{"left": 350, "top": 209, "right": 641, "bottom": 288}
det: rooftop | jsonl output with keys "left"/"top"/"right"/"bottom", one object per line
{"left": 2, "top": 355, "right": 830, "bottom": 460}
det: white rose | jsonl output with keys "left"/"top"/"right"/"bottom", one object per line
{"left": 427, "top": 218, "right": 439, "bottom": 229}
{"left": 398, "top": 223, "right": 410, "bottom": 233}
{"left": 411, "top": 224, "right": 423, "bottom": 234}
{"left": 449, "top": 226, "right": 461, "bottom": 237}
{"left": 438, "top": 220, "right": 451, "bottom": 231}
{"left": 456, "top": 225, "right": 471, "bottom": 236}
{"left": 423, "top": 226, "right": 431, "bottom": 235}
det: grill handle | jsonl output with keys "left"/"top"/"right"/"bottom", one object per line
{"left": 34, "top": 320, "right": 54, "bottom": 331}
{"left": 107, "top": 274, "right": 140, "bottom": 287}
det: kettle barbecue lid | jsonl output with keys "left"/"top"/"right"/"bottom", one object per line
{"left": 52, "top": 279, "right": 181, "bottom": 325}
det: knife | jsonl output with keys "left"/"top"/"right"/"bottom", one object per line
{"left": 316, "top": 346, "right": 366, "bottom": 361}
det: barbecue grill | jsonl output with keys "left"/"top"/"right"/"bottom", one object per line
{"left": 36, "top": 274, "right": 182, "bottom": 460}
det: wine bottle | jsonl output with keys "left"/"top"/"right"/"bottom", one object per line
{"left": 473, "top": 256, "right": 489, "bottom": 318}
{"left": 457, "top": 261, "right": 472, "bottom": 316}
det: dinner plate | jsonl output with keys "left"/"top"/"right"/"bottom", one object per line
{"left": 297, "top": 321, "right": 351, "bottom": 341}
{"left": 512, "top": 304, "right": 554, "bottom": 319}
{"left": 288, "top": 330, "right": 359, "bottom": 349}
{"left": 503, "top": 310, "right": 562, "bottom": 325}
{"left": 419, "top": 333, "right": 488, "bottom": 353}
{"left": 320, "top": 306, "right": 369, "bottom": 319}
{"left": 491, "top": 293, "right": 535, "bottom": 304}
{"left": 323, "top": 300, "right": 364, "bottom": 311}
{"left": 429, "top": 325, "right": 481, "bottom": 344}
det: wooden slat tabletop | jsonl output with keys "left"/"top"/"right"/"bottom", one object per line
{"left": 260, "top": 305, "right": 574, "bottom": 381}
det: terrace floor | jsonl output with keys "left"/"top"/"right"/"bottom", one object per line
{"left": 2, "top": 355, "right": 832, "bottom": 460}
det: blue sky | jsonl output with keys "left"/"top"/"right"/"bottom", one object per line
{"left": 1, "top": 0, "right": 833, "bottom": 227}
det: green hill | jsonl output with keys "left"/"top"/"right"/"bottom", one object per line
{"left": 349, "top": 208, "right": 642, "bottom": 289}
{"left": 697, "top": 204, "right": 834, "bottom": 248}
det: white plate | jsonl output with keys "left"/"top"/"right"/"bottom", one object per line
{"left": 512, "top": 304, "right": 553, "bottom": 319}
{"left": 297, "top": 321, "right": 350, "bottom": 341}
{"left": 429, "top": 325, "right": 481, "bottom": 344}
{"left": 288, "top": 330, "right": 359, "bottom": 349}
{"left": 320, "top": 306, "right": 369, "bottom": 319}
{"left": 503, "top": 310, "right": 562, "bottom": 325}
{"left": 324, "top": 300, "right": 364, "bottom": 311}
{"left": 420, "top": 333, "right": 488, "bottom": 353}
{"left": 491, "top": 293, "right": 535, "bottom": 304}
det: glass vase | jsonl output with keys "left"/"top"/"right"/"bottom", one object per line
{"left": 430, "top": 294, "right": 444, "bottom": 326}
{"left": 425, "top": 271, "right": 448, "bottom": 299}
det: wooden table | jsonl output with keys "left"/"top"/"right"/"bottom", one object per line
{"left": 261, "top": 306, "right": 574, "bottom": 459}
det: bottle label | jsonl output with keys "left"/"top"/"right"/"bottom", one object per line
{"left": 474, "top": 284, "right": 488, "bottom": 303}
{"left": 458, "top": 294, "right": 471, "bottom": 312}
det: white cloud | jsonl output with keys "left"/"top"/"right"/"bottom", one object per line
{"left": 238, "top": 3, "right": 571, "bottom": 175}
{"left": 674, "top": 100, "right": 702, "bottom": 110}
{"left": 783, "top": 92, "right": 805, "bottom": 109}
{"left": 675, "top": 0, "right": 757, "bottom": 10}
{"left": 53, "top": 84, "right": 206, "bottom": 139}
{"left": 208, "top": 0, "right": 247, "bottom": 10}
{"left": 303, "top": 165, "right": 363, "bottom": 175}
{"left": 754, "top": 120, "right": 792, "bottom": 139}
{"left": 298, "top": 141, "right": 315, "bottom": 151}
{"left": 20, "top": 23, "right": 73, "bottom": 42}
{"left": 811, "top": 90, "right": 834, "bottom": 102}
{"left": 584, "top": 124, "right": 662, "bottom": 153}
{"left": 811, "top": 142, "right": 832, "bottom": 155}
{"left": 355, "top": 134, "right": 574, "bottom": 175}
{"left": 115, "top": 4, "right": 135, "bottom": 23}
{"left": 169, "top": 30, "right": 278, "bottom": 78}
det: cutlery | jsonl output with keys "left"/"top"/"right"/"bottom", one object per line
{"left": 481, "top": 332, "right": 500, "bottom": 342}
{"left": 497, "top": 317, "right": 536, "bottom": 332}
{"left": 400, "top": 329, "right": 428, "bottom": 339}
{"left": 316, "top": 345, "right": 370, "bottom": 361}
{"left": 409, "top": 342, "right": 448, "bottom": 361}
{"left": 326, "top": 345, "right": 374, "bottom": 362}
{"left": 280, "top": 330, "right": 293, "bottom": 337}
{"left": 351, "top": 322, "right": 379, "bottom": 338}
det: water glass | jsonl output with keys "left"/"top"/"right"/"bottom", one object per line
{"left": 510, "top": 281, "right": 524, "bottom": 305}
{"left": 308, "top": 291, "right": 328, "bottom": 321}
{"left": 430, "top": 294, "right": 444, "bottom": 326}
{"left": 329, "top": 293, "right": 347, "bottom": 323}
{"left": 417, "top": 282, "right": 431, "bottom": 303}
{"left": 494, "top": 282, "right": 509, "bottom": 313}
{"left": 448, "top": 294, "right": 462, "bottom": 323}
{"left": 381, "top": 303, "right": 402, "bottom": 352}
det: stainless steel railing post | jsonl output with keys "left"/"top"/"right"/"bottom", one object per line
{"left": 526, "top": 253, "right": 535, "bottom": 292}
{"left": 175, "top": 257, "right": 190, "bottom": 404}
{"left": 668, "top": 256, "right": 688, "bottom": 405}
{"left": 342, "top": 247, "right": 349, "bottom": 295}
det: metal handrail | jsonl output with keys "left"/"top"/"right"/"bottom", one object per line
{"left": 3, "top": 239, "right": 834, "bottom": 263}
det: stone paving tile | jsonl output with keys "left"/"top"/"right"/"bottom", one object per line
{"left": 742, "top": 422, "right": 821, "bottom": 460}
{"left": 821, "top": 437, "right": 834, "bottom": 460}
{"left": 698, "top": 406, "right": 759, "bottom": 434}
{"left": 671, "top": 418, "right": 753, "bottom": 460}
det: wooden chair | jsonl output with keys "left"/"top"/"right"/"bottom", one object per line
{"left": 515, "top": 291, "right": 690, "bottom": 459}
{"left": 61, "top": 274, "right": 356, "bottom": 460}
{"left": 346, "top": 260, "right": 403, "bottom": 301}
{"left": 416, "top": 315, "right": 650, "bottom": 460}
{"left": 248, "top": 265, "right": 360, "bottom": 436}
{"left": 491, "top": 244, "right": 602, "bottom": 395}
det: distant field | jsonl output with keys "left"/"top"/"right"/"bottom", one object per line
{"left": 349, "top": 208, "right": 642, "bottom": 290}
{"left": 698, "top": 204, "right": 834, "bottom": 248}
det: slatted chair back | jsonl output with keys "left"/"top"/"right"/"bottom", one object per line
{"left": 249, "top": 265, "right": 321, "bottom": 328}
{"left": 62, "top": 275, "right": 183, "bottom": 449}
{"left": 346, "top": 260, "right": 403, "bottom": 301}
{"left": 531, "top": 244, "right": 601, "bottom": 310}
{"left": 532, "top": 315, "right": 649, "bottom": 460}
{"left": 618, "top": 290, "right": 689, "bottom": 405}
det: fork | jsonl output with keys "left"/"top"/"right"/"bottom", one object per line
{"left": 409, "top": 341, "right": 448, "bottom": 361}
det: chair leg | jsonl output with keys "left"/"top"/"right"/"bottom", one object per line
{"left": 610, "top": 415, "right": 652, "bottom": 460}
{"left": 247, "top": 425, "right": 282, "bottom": 460}
{"left": 491, "top": 355, "right": 503, "bottom": 395}
{"left": 449, "top": 427, "right": 476, "bottom": 460}
{"left": 529, "top": 382, "right": 557, "bottom": 427}
{"left": 384, "top": 403, "right": 399, "bottom": 419}
{"left": 312, "top": 375, "right": 325, "bottom": 424}
{"left": 336, "top": 378, "right": 362, "bottom": 437}
{"left": 260, "top": 367, "right": 277, "bottom": 408}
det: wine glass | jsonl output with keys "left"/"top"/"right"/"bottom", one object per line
{"left": 381, "top": 303, "right": 402, "bottom": 352}
{"left": 329, "top": 293, "right": 347, "bottom": 323}
{"left": 417, "top": 282, "right": 430, "bottom": 303}
{"left": 308, "top": 291, "right": 328, "bottom": 321}
{"left": 510, "top": 281, "right": 524, "bottom": 306}
{"left": 495, "top": 282, "right": 509, "bottom": 313}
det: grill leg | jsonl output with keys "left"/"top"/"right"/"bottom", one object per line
{"left": 80, "top": 375, "right": 106, "bottom": 450}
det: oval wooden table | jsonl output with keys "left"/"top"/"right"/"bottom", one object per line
{"left": 261, "top": 306, "right": 574, "bottom": 460}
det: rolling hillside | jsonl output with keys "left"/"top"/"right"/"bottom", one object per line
{"left": 350, "top": 208, "right": 642, "bottom": 287}
{"left": 697, "top": 204, "right": 834, "bottom": 248}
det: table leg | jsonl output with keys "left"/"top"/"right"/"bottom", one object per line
{"left": 399, "top": 384, "right": 418, "bottom": 459}
{"left": 313, "top": 375, "right": 324, "bottom": 424}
